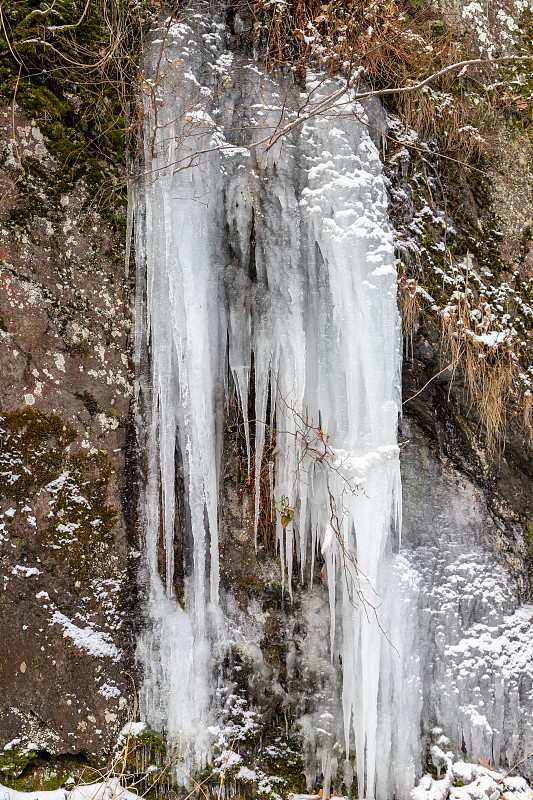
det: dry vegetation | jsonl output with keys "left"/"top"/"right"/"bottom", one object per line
{"left": 0, "top": 0, "right": 156, "bottom": 213}
{"left": 251, "top": 0, "right": 497, "bottom": 162}
{"left": 251, "top": 0, "right": 441, "bottom": 82}
{"left": 441, "top": 291, "right": 516, "bottom": 451}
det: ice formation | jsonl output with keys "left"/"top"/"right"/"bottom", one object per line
{"left": 401, "top": 426, "right": 533, "bottom": 784}
{"left": 133, "top": 5, "right": 417, "bottom": 796}
{"left": 133, "top": 4, "right": 533, "bottom": 799}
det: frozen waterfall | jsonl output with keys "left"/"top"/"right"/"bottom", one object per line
{"left": 133, "top": 5, "right": 418, "bottom": 798}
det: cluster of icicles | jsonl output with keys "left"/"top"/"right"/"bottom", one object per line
{"left": 133, "top": 6, "right": 420, "bottom": 799}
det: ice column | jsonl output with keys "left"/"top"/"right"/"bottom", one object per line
{"left": 134, "top": 9, "right": 419, "bottom": 797}
{"left": 133, "top": 11, "right": 229, "bottom": 774}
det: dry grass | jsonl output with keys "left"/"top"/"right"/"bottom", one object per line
{"left": 398, "top": 86, "right": 491, "bottom": 163}
{"left": 398, "top": 275, "right": 421, "bottom": 336}
{"left": 250, "top": 0, "right": 533, "bottom": 171}
{"left": 441, "top": 289, "right": 515, "bottom": 451}
{"left": 524, "top": 392, "right": 533, "bottom": 444}
{"left": 251, "top": 0, "right": 441, "bottom": 83}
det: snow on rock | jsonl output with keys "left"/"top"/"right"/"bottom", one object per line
{"left": 0, "top": 780, "right": 139, "bottom": 800}
{"left": 11, "top": 566, "right": 41, "bottom": 578}
{"left": 412, "top": 761, "right": 533, "bottom": 800}
{"left": 50, "top": 612, "right": 120, "bottom": 661}
{"left": 116, "top": 722, "right": 146, "bottom": 747}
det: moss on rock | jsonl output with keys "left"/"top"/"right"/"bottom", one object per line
{"left": 0, "top": 738, "right": 38, "bottom": 785}
{"left": 0, "top": 0, "right": 144, "bottom": 230}
{"left": 0, "top": 407, "right": 118, "bottom": 583}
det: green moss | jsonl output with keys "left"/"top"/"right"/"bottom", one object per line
{"left": 64, "top": 338, "right": 91, "bottom": 359}
{"left": 9, "top": 195, "right": 48, "bottom": 226}
{"left": 0, "top": 407, "right": 77, "bottom": 501}
{"left": 200, "top": 734, "right": 306, "bottom": 800}
{"left": 9, "top": 770, "right": 75, "bottom": 793}
{"left": 260, "top": 737, "right": 306, "bottom": 797}
{"left": 0, "top": 0, "right": 140, "bottom": 229}
{"left": 125, "top": 726, "right": 166, "bottom": 759}
{"left": 0, "top": 742, "right": 94, "bottom": 792}
{"left": 119, "top": 725, "right": 167, "bottom": 798}
{"left": 449, "top": 207, "right": 505, "bottom": 276}
{"left": 261, "top": 583, "right": 284, "bottom": 611}
{"left": 0, "top": 739, "right": 38, "bottom": 786}
{"left": 451, "top": 777, "right": 468, "bottom": 787}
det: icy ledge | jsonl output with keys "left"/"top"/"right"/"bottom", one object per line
{"left": 412, "top": 760, "right": 533, "bottom": 800}
{"left": 0, "top": 780, "right": 139, "bottom": 800}
{"left": 293, "top": 761, "right": 533, "bottom": 800}
{"left": 2, "top": 761, "right": 532, "bottom": 800}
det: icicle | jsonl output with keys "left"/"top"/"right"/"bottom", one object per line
{"left": 135, "top": 8, "right": 419, "bottom": 797}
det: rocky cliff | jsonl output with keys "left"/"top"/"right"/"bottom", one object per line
{"left": 0, "top": 0, "right": 137, "bottom": 784}
{"left": 1, "top": 0, "right": 533, "bottom": 795}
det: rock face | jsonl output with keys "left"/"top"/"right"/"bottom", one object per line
{"left": 1, "top": 1, "right": 533, "bottom": 796}
{"left": 0, "top": 104, "right": 135, "bottom": 782}
{"left": 403, "top": 322, "right": 533, "bottom": 600}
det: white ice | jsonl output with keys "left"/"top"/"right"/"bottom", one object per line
{"left": 133, "top": 5, "right": 416, "bottom": 796}
{"left": 129, "top": 5, "right": 533, "bottom": 800}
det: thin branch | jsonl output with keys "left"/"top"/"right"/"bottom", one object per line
{"left": 402, "top": 360, "right": 459, "bottom": 405}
